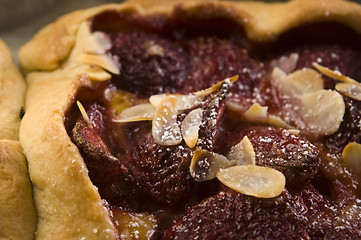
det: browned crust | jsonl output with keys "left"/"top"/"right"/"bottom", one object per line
{"left": 0, "top": 39, "right": 26, "bottom": 140}
{"left": 0, "top": 40, "right": 35, "bottom": 240}
{"left": 0, "top": 140, "right": 37, "bottom": 240}
{"left": 18, "top": 0, "right": 361, "bottom": 239}
{"left": 21, "top": 71, "right": 117, "bottom": 239}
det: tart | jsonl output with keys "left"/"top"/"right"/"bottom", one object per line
{"left": 0, "top": 39, "right": 36, "bottom": 240}
{"left": 19, "top": 0, "right": 361, "bottom": 239}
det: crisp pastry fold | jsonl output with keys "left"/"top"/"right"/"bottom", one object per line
{"left": 18, "top": 0, "right": 361, "bottom": 239}
{"left": 0, "top": 39, "right": 35, "bottom": 240}
{"left": 0, "top": 140, "right": 36, "bottom": 240}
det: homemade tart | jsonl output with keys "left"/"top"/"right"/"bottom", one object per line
{"left": 19, "top": 0, "right": 361, "bottom": 239}
{"left": 0, "top": 39, "right": 36, "bottom": 240}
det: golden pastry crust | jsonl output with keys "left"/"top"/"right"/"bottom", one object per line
{"left": 0, "top": 140, "right": 36, "bottom": 240}
{"left": 0, "top": 40, "right": 26, "bottom": 140}
{"left": 21, "top": 71, "right": 117, "bottom": 239}
{"left": 0, "top": 40, "right": 35, "bottom": 240}
{"left": 18, "top": 0, "right": 361, "bottom": 239}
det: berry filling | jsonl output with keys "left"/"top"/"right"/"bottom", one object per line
{"left": 65, "top": 10, "right": 361, "bottom": 239}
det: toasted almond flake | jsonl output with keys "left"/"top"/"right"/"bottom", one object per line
{"left": 336, "top": 82, "right": 361, "bottom": 101}
{"left": 78, "top": 53, "right": 120, "bottom": 74}
{"left": 298, "top": 90, "right": 345, "bottom": 135}
{"left": 76, "top": 101, "right": 92, "bottom": 128}
{"left": 268, "top": 115, "right": 293, "bottom": 129}
{"left": 226, "top": 101, "right": 293, "bottom": 129}
{"left": 244, "top": 103, "right": 268, "bottom": 120}
{"left": 193, "top": 75, "right": 238, "bottom": 96}
{"left": 152, "top": 96, "right": 182, "bottom": 146}
{"left": 226, "top": 100, "right": 248, "bottom": 113}
{"left": 271, "top": 67, "right": 288, "bottom": 84}
{"left": 227, "top": 136, "right": 256, "bottom": 166}
{"left": 73, "top": 65, "right": 111, "bottom": 81}
{"left": 312, "top": 62, "right": 358, "bottom": 84}
{"left": 85, "top": 68, "right": 111, "bottom": 81}
{"left": 272, "top": 53, "right": 299, "bottom": 74}
{"left": 149, "top": 94, "right": 200, "bottom": 110}
{"left": 181, "top": 108, "right": 202, "bottom": 148}
{"left": 83, "top": 31, "right": 112, "bottom": 54}
{"left": 113, "top": 103, "right": 155, "bottom": 123}
{"left": 277, "top": 68, "right": 323, "bottom": 96}
{"left": 216, "top": 165, "right": 285, "bottom": 198}
{"left": 145, "top": 41, "right": 164, "bottom": 56}
{"left": 271, "top": 66, "right": 345, "bottom": 135}
{"left": 283, "top": 129, "right": 300, "bottom": 135}
{"left": 190, "top": 148, "right": 236, "bottom": 182}
{"left": 341, "top": 142, "right": 361, "bottom": 176}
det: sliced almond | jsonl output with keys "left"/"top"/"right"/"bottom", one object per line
{"left": 190, "top": 148, "right": 236, "bottom": 182}
{"left": 276, "top": 67, "right": 323, "bottom": 96}
{"left": 149, "top": 94, "right": 200, "bottom": 111}
{"left": 271, "top": 66, "right": 345, "bottom": 135}
{"left": 244, "top": 103, "right": 268, "bottom": 120}
{"left": 268, "top": 115, "right": 294, "bottom": 129}
{"left": 298, "top": 90, "right": 345, "bottom": 135}
{"left": 271, "top": 67, "right": 288, "bottom": 84}
{"left": 336, "top": 82, "right": 361, "bottom": 101}
{"left": 283, "top": 129, "right": 300, "bottom": 135}
{"left": 193, "top": 75, "right": 238, "bottom": 96}
{"left": 76, "top": 101, "right": 92, "bottom": 128}
{"left": 313, "top": 62, "right": 358, "bottom": 84}
{"left": 152, "top": 96, "right": 182, "bottom": 146}
{"left": 226, "top": 100, "right": 249, "bottom": 114}
{"left": 145, "top": 41, "right": 164, "bottom": 56}
{"left": 340, "top": 142, "right": 361, "bottom": 177}
{"left": 272, "top": 53, "right": 299, "bottom": 74}
{"left": 70, "top": 65, "right": 111, "bottom": 81}
{"left": 83, "top": 66, "right": 111, "bottom": 81}
{"left": 226, "top": 101, "right": 293, "bottom": 129}
{"left": 181, "top": 108, "right": 202, "bottom": 148}
{"left": 227, "top": 136, "right": 256, "bottom": 166}
{"left": 113, "top": 103, "right": 155, "bottom": 123}
{"left": 78, "top": 53, "right": 120, "bottom": 74}
{"left": 83, "top": 31, "right": 112, "bottom": 55}
{"left": 216, "top": 165, "right": 285, "bottom": 198}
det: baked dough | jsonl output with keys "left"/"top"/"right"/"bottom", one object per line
{"left": 18, "top": 0, "right": 361, "bottom": 239}
{"left": 0, "top": 39, "right": 35, "bottom": 240}
{"left": 0, "top": 140, "right": 36, "bottom": 240}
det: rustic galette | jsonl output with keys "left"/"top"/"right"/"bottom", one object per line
{"left": 19, "top": 0, "right": 361, "bottom": 239}
{"left": 0, "top": 39, "right": 35, "bottom": 240}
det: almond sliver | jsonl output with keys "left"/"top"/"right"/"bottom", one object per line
{"left": 313, "top": 62, "right": 358, "bottom": 84}
{"left": 244, "top": 103, "right": 268, "bottom": 120}
{"left": 298, "top": 90, "right": 345, "bottom": 135}
{"left": 76, "top": 101, "right": 92, "bottom": 128}
{"left": 193, "top": 75, "right": 238, "bottom": 96}
{"left": 341, "top": 142, "right": 361, "bottom": 177}
{"left": 278, "top": 68, "right": 323, "bottom": 96}
{"left": 190, "top": 148, "right": 236, "bottom": 182}
{"left": 83, "top": 31, "right": 112, "bottom": 54}
{"left": 335, "top": 82, "right": 361, "bottom": 101}
{"left": 273, "top": 53, "right": 299, "bottom": 74}
{"left": 216, "top": 165, "right": 285, "bottom": 198}
{"left": 78, "top": 53, "right": 120, "bottom": 74}
{"left": 181, "top": 108, "right": 202, "bottom": 148}
{"left": 149, "top": 94, "right": 200, "bottom": 110}
{"left": 152, "top": 96, "right": 182, "bottom": 146}
{"left": 227, "top": 136, "right": 256, "bottom": 166}
{"left": 113, "top": 103, "right": 155, "bottom": 123}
